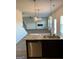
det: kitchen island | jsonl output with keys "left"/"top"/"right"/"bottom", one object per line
{"left": 25, "top": 34, "right": 63, "bottom": 59}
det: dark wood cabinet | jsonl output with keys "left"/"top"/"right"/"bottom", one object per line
{"left": 26, "top": 39, "right": 63, "bottom": 59}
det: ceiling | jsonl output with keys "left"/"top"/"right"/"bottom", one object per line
{"left": 16, "top": 0, "right": 63, "bottom": 17}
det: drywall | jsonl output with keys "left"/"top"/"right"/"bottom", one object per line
{"left": 52, "top": 6, "right": 63, "bottom": 35}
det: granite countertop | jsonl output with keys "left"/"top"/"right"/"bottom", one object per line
{"left": 24, "top": 33, "right": 63, "bottom": 40}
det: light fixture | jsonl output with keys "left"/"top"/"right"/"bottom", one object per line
{"left": 49, "top": 0, "right": 52, "bottom": 17}
{"left": 33, "top": 0, "right": 40, "bottom": 22}
{"left": 49, "top": 16, "right": 52, "bottom": 19}
{"left": 34, "top": 16, "right": 38, "bottom": 21}
{"left": 48, "top": 0, "right": 53, "bottom": 35}
{"left": 48, "top": 0, "right": 52, "bottom": 21}
{"left": 49, "top": 0, "right": 52, "bottom": 19}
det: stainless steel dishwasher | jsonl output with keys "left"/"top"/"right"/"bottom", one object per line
{"left": 27, "top": 41, "right": 42, "bottom": 57}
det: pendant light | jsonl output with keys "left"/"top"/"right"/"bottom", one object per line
{"left": 49, "top": 0, "right": 52, "bottom": 18}
{"left": 48, "top": 0, "right": 53, "bottom": 35}
{"left": 33, "top": 0, "right": 39, "bottom": 22}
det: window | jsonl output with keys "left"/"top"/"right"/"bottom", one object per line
{"left": 54, "top": 18, "right": 57, "bottom": 34}
{"left": 60, "top": 16, "right": 63, "bottom": 36}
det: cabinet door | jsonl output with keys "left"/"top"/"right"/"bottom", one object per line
{"left": 42, "top": 40, "right": 63, "bottom": 58}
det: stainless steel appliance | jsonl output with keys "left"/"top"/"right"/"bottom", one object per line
{"left": 27, "top": 41, "right": 42, "bottom": 57}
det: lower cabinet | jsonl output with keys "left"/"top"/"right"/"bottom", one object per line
{"left": 28, "top": 58, "right": 63, "bottom": 59}
{"left": 26, "top": 40, "right": 63, "bottom": 59}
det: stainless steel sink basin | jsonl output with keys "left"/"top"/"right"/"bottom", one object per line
{"left": 43, "top": 34, "right": 60, "bottom": 38}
